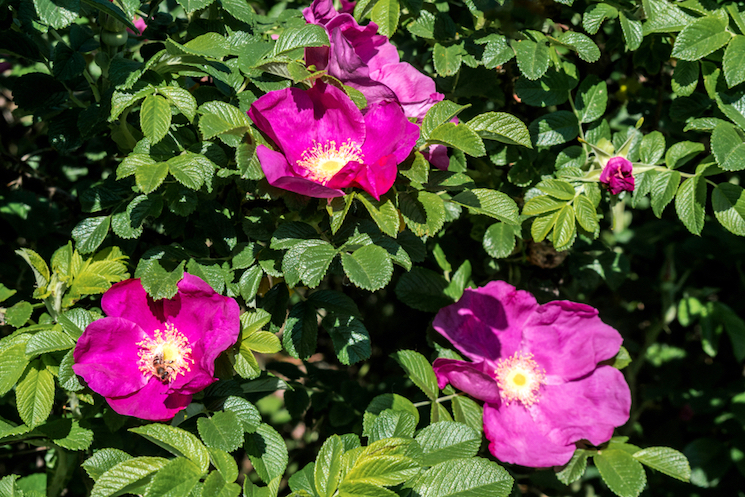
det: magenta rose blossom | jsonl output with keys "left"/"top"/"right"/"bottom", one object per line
{"left": 73, "top": 274, "right": 240, "bottom": 421}
{"left": 303, "top": 0, "right": 443, "bottom": 122}
{"left": 600, "top": 156, "right": 635, "bottom": 195}
{"left": 248, "top": 81, "right": 419, "bottom": 199}
{"left": 432, "top": 281, "right": 631, "bottom": 468}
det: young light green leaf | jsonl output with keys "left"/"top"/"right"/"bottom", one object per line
{"left": 342, "top": 455, "right": 419, "bottom": 487}
{"left": 414, "top": 422, "right": 481, "bottom": 466}
{"left": 391, "top": 350, "right": 439, "bottom": 400}
{"left": 130, "top": 423, "right": 210, "bottom": 473}
{"left": 536, "top": 179, "right": 576, "bottom": 200}
{"left": 90, "top": 456, "right": 169, "bottom": 497}
{"left": 315, "top": 435, "right": 344, "bottom": 497}
{"left": 135, "top": 161, "right": 169, "bottom": 194}
{"left": 158, "top": 86, "right": 197, "bottom": 121}
{"left": 16, "top": 361, "right": 54, "bottom": 428}
{"left": 367, "top": 410, "right": 417, "bottom": 443}
{"left": 0, "top": 335, "right": 31, "bottom": 396}
{"left": 282, "top": 239, "right": 337, "bottom": 288}
{"left": 144, "top": 457, "right": 204, "bottom": 497}
{"left": 371, "top": 0, "right": 399, "bottom": 38}
{"left": 552, "top": 204, "right": 577, "bottom": 251}
{"left": 451, "top": 396, "right": 482, "bottom": 433}
{"left": 140, "top": 94, "right": 172, "bottom": 144}
{"left": 272, "top": 24, "right": 329, "bottom": 57}
{"left": 522, "top": 195, "right": 567, "bottom": 216}
{"left": 4, "top": 301, "right": 33, "bottom": 328}
{"left": 574, "top": 194, "right": 600, "bottom": 234}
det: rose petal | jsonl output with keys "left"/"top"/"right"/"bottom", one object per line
{"left": 433, "top": 358, "right": 501, "bottom": 404}
{"left": 483, "top": 402, "right": 576, "bottom": 467}
{"left": 256, "top": 145, "right": 346, "bottom": 198}
{"left": 106, "top": 378, "right": 191, "bottom": 421}
{"left": 522, "top": 301, "right": 623, "bottom": 382}
{"left": 534, "top": 366, "right": 631, "bottom": 447}
{"left": 101, "top": 279, "right": 165, "bottom": 333}
{"left": 433, "top": 281, "right": 538, "bottom": 365}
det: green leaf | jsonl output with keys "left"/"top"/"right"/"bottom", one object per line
{"left": 482, "top": 35, "right": 514, "bottom": 69}
{"left": 338, "top": 482, "right": 397, "bottom": 497}
{"left": 671, "top": 60, "right": 700, "bottom": 96}
{"left": 394, "top": 267, "right": 452, "bottom": 312}
{"left": 711, "top": 122, "right": 745, "bottom": 171}
{"left": 552, "top": 204, "right": 577, "bottom": 251}
{"left": 272, "top": 24, "right": 329, "bottom": 57}
{"left": 135, "top": 259, "right": 185, "bottom": 300}
{"left": 82, "top": 449, "right": 133, "bottom": 482}
{"left": 283, "top": 301, "right": 318, "bottom": 361}
{"left": 529, "top": 111, "right": 579, "bottom": 147}
{"left": 399, "top": 191, "right": 446, "bottom": 237}
{"left": 594, "top": 449, "right": 647, "bottom": 497}
{"left": 358, "top": 194, "right": 400, "bottom": 238}
{"left": 135, "top": 161, "right": 169, "bottom": 194}
{"left": 513, "top": 36, "right": 550, "bottom": 80}
{"left": 451, "top": 189, "right": 519, "bottom": 224}
{"left": 25, "top": 331, "right": 75, "bottom": 357}
{"left": 33, "top": 0, "right": 78, "bottom": 29}
{"left": 221, "top": 0, "right": 254, "bottom": 23}
{"left": 556, "top": 450, "right": 589, "bottom": 484}
{"left": 466, "top": 112, "right": 531, "bottom": 148}
{"left": 140, "top": 94, "right": 172, "bottom": 144}
{"left": 91, "top": 457, "right": 169, "bottom": 497}
{"left": 675, "top": 175, "right": 707, "bottom": 235}
{"left": 671, "top": 16, "right": 732, "bottom": 61}
{"left": 16, "top": 362, "right": 54, "bottom": 428}
{"left": 201, "top": 470, "right": 241, "bottom": 497}
{"left": 724, "top": 35, "right": 745, "bottom": 88}
{"left": 665, "top": 141, "right": 704, "bottom": 169}
{"left": 181, "top": 33, "right": 230, "bottom": 58}
{"left": 0, "top": 335, "right": 31, "bottom": 396}
{"left": 574, "top": 194, "right": 600, "bottom": 234}
{"left": 414, "top": 422, "right": 481, "bottom": 466}
{"left": 130, "top": 423, "right": 210, "bottom": 474}
{"left": 315, "top": 435, "right": 344, "bottom": 497}
{"left": 575, "top": 76, "right": 608, "bottom": 123}
{"left": 198, "top": 101, "right": 252, "bottom": 141}
{"left": 324, "top": 314, "right": 371, "bottom": 365}
{"left": 371, "top": 0, "right": 399, "bottom": 38}
{"left": 307, "top": 290, "right": 361, "bottom": 317}
{"left": 245, "top": 424, "right": 289, "bottom": 484}
{"left": 531, "top": 210, "right": 560, "bottom": 242}
{"left": 15, "top": 248, "right": 49, "bottom": 290}
{"left": 223, "top": 396, "right": 261, "bottom": 433}
{"left": 536, "top": 179, "right": 576, "bottom": 200}
{"left": 428, "top": 123, "right": 486, "bottom": 157}
{"left": 282, "top": 240, "right": 337, "bottom": 288}
{"left": 208, "top": 448, "right": 239, "bottom": 483}
{"left": 144, "top": 458, "right": 203, "bottom": 497}
{"left": 619, "top": 12, "right": 643, "bottom": 51}
{"left": 198, "top": 411, "right": 244, "bottom": 453}
{"left": 341, "top": 245, "right": 393, "bottom": 292}
{"left": 409, "top": 458, "right": 513, "bottom": 497}
{"left": 58, "top": 350, "right": 83, "bottom": 391}
{"left": 343, "top": 455, "right": 419, "bottom": 487}
{"left": 166, "top": 153, "right": 213, "bottom": 190}
{"left": 433, "top": 42, "right": 464, "bottom": 77}
{"left": 583, "top": 3, "right": 618, "bottom": 35}
{"left": 640, "top": 131, "right": 666, "bottom": 165}
{"left": 363, "top": 394, "right": 420, "bottom": 438}
{"left": 421, "top": 101, "right": 470, "bottom": 140}
{"left": 557, "top": 32, "right": 601, "bottom": 63}
{"left": 367, "top": 410, "right": 417, "bottom": 443}
{"left": 451, "top": 396, "right": 483, "bottom": 433}
{"left": 158, "top": 86, "right": 197, "bottom": 121}
{"left": 4, "top": 301, "right": 33, "bottom": 328}
{"left": 651, "top": 170, "right": 681, "bottom": 217}
{"left": 712, "top": 183, "right": 745, "bottom": 235}
{"left": 483, "top": 222, "right": 517, "bottom": 259}
{"left": 633, "top": 447, "right": 691, "bottom": 482}
{"left": 72, "top": 216, "right": 110, "bottom": 254}
{"left": 391, "top": 350, "right": 438, "bottom": 400}
{"left": 175, "top": 0, "right": 215, "bottom": 15}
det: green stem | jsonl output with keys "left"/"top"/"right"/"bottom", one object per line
{"left": 413, "top": 393, "right": 463, "bottom": 408}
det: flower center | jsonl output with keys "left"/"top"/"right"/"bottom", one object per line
{"left": 494, "top": 352, "right": 545, "bottom": 407}
{"left": 296, "top": 139, "right": 364, "bottom": 184}
{"left": 137, "top": 323, "right": 193, "bottom": 383}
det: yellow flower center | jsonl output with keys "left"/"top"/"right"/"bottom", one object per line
{"left": 137, "top": 323, "right": 193, "bottom": 383}
{"left": 494, "top": 352, "right": 545, "bottom": 407}
{"left": 296, "top": 140, "right": 364, "bottom": 184}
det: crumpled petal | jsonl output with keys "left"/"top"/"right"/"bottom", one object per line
{"left": 522, "top": 301, "right": 624, "bottom": 383}
{"left": 433, "top": 281, "right": 538, "bottom": 366}
{"left": 433, "top": 358, "right": 501, "bottom": 404}
{"left": 483, "top": 402, "right": 577, "bottom": 467}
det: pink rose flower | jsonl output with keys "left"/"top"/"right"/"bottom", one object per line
{"left": 600, "top": 156, "right": 635, "bottom": 195}
{"left": 432, "top": 281, "right": 631, "bottom": 468}
{"left": 247, "top": 81, "right": 419, "bottom": 199}
{"left": 73, "top": 274, "right": 240, "bottom": 421}
{"left": 303, "top": 0, "right": 444, "bottom": 122}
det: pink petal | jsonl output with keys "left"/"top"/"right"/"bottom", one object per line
{"left": 422, "top": 144, "right": 450, "bottom": 171}
{"left": 372, "top": 63, "right": 443, "bottom": 120}
{"left": 433, "top": 358, "right": 501, "bottom": 404}
{"left": 483, "top": 402, "right": 576, "bottom": 467}
{"left": 256, "top": 145, "right": 346, "bottom": 198}
{"left": 534, "top": 366, "right": 631, "bottom": 448}
{"left": 433, "top": 281, "right": 538, "bottom": 365}
{"left": 101, "top": 279, "right": 165, "bottom": 334}
{"left": 522, "top": 301, "right": 623, "bottom": 383}
{"left": 73, "top": 317, "right": 148, "bottom": 398}
{"left": 106, "top": 378, "right": 192, "bottom": 421}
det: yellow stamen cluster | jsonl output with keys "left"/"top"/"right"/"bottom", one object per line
{"left": 137, "top": 323, "right": 193, "bottom": 383}
{"left": 494, "top": 351, "right": 545, "bottom": 407}
{"left": 296, "top": 139, "right": 364, "bottom": 184}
